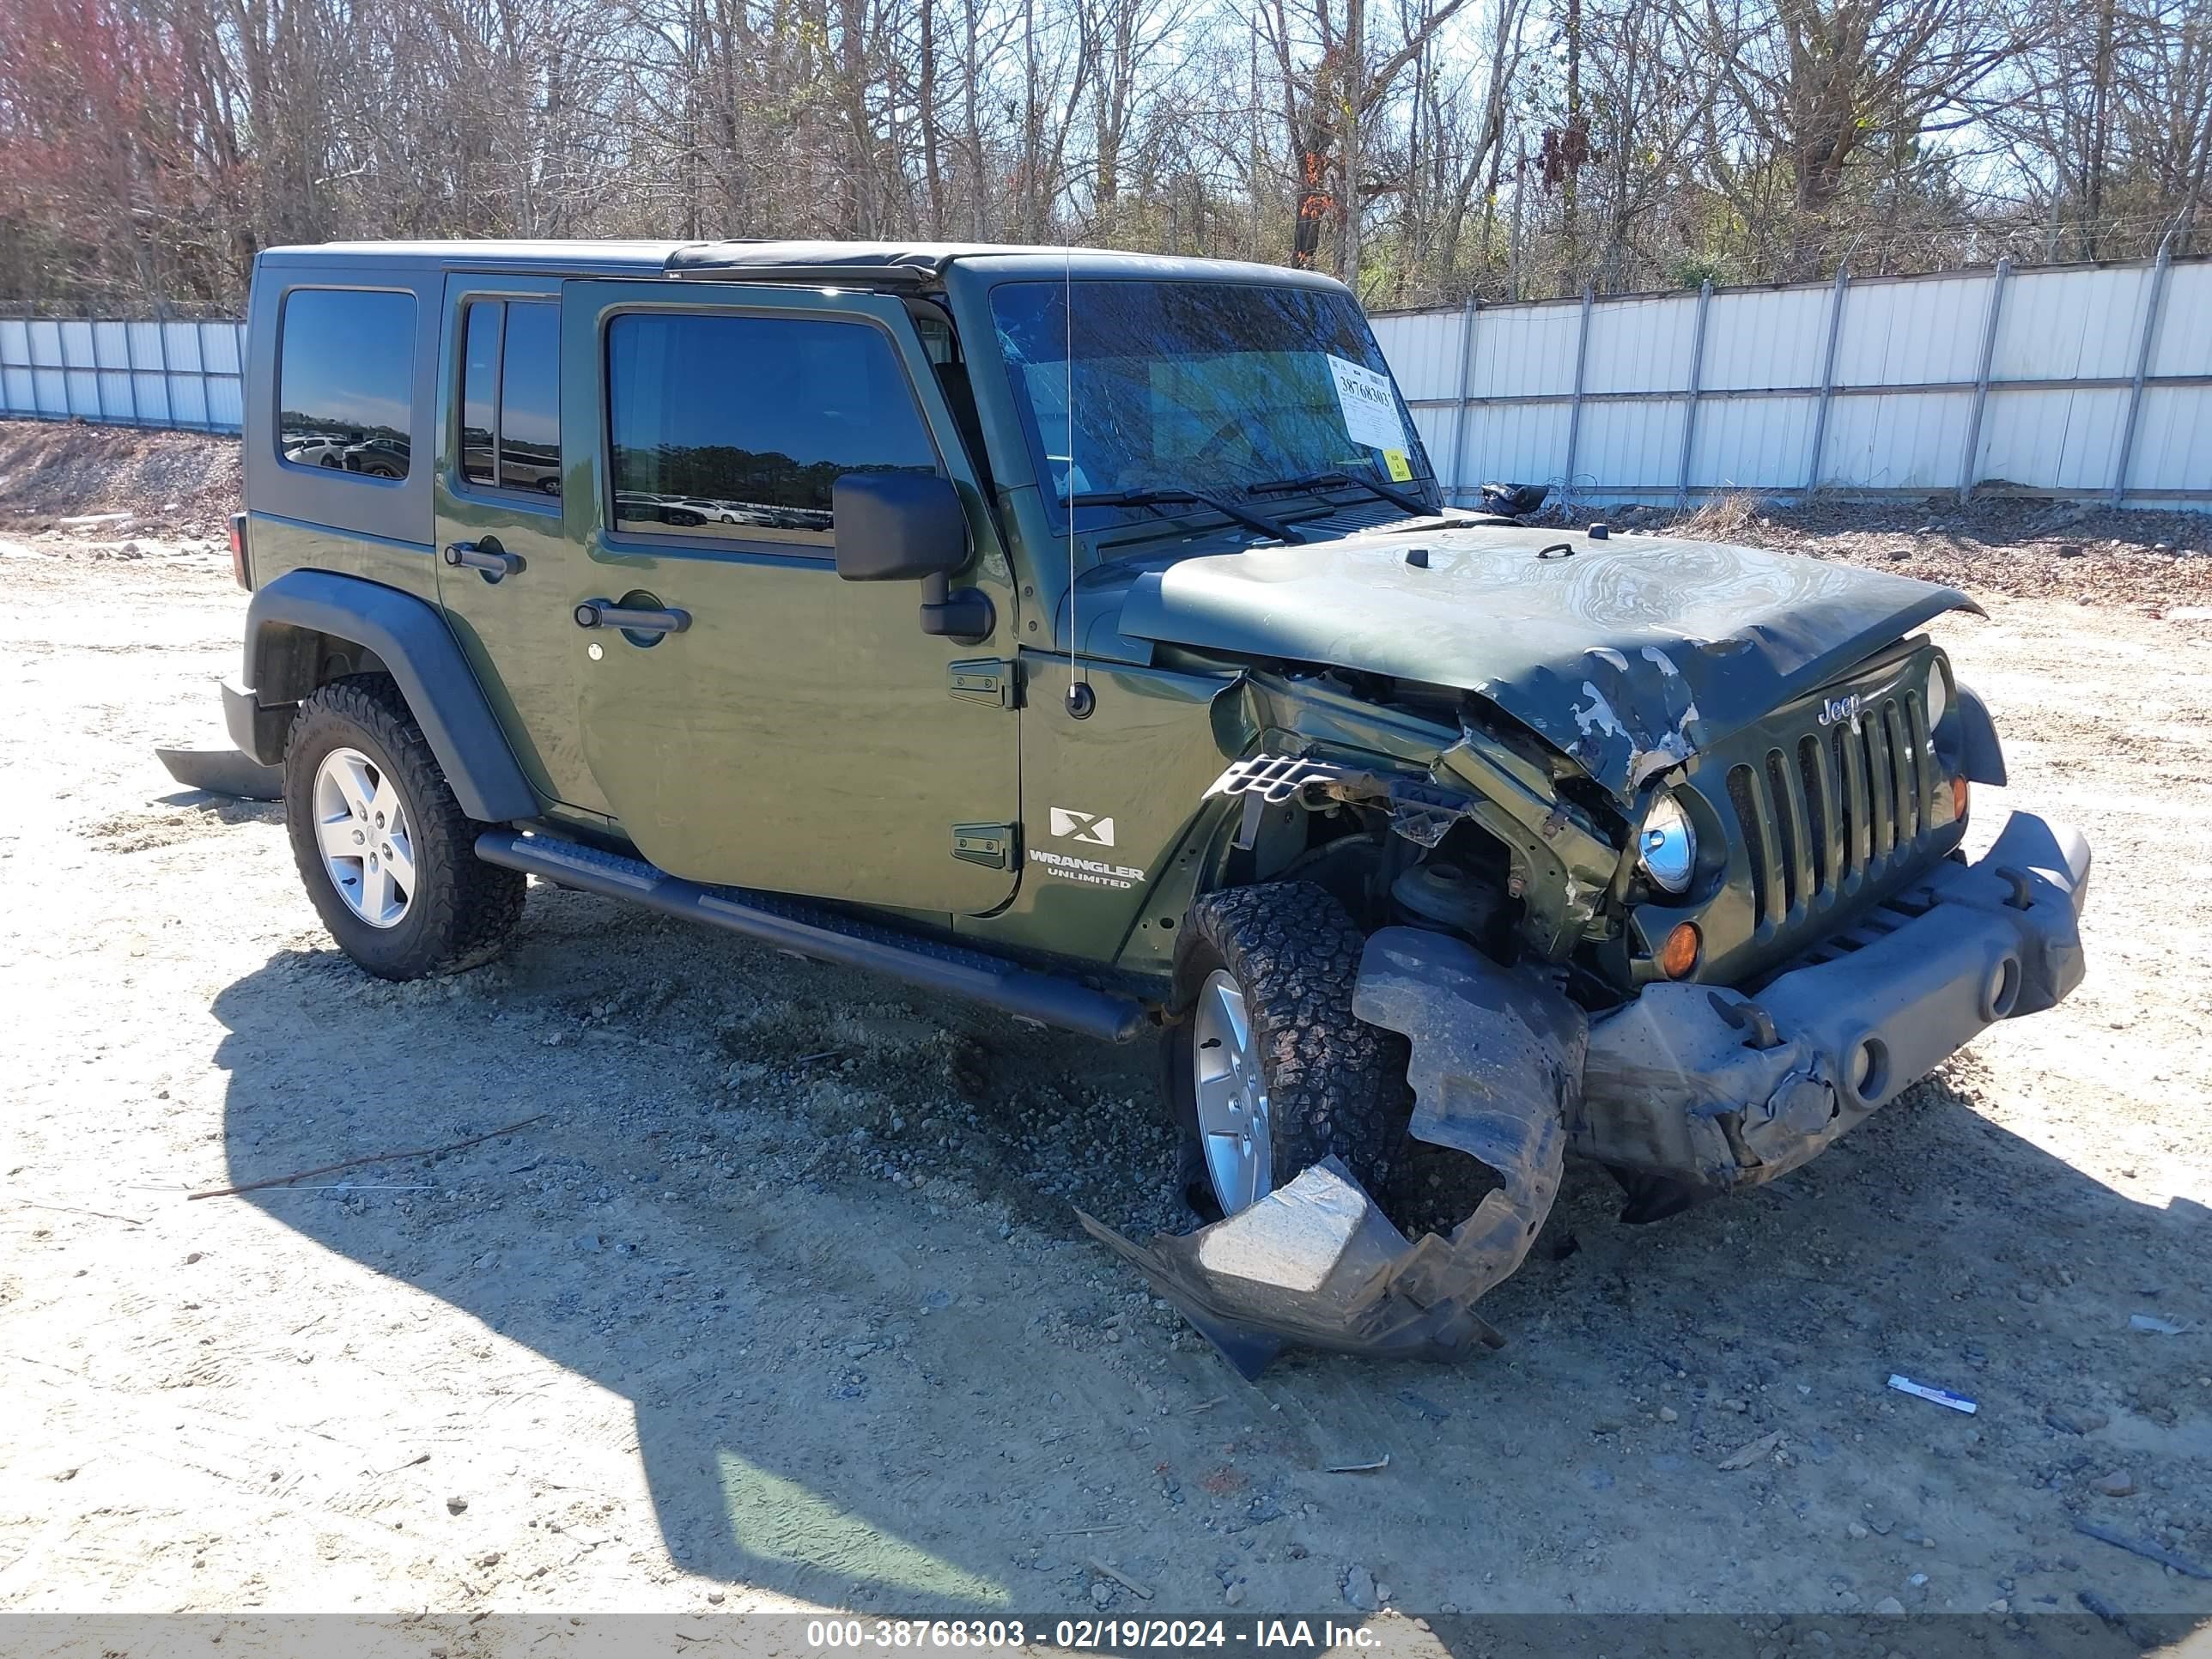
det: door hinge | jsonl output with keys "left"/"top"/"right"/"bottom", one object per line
{"left": 951, "top": 822, "right": 1018, "bottom": 869}
{"left": 949, "top": 658, "right": 1021, "bottom": 708}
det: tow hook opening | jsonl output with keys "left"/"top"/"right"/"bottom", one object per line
{"left": 1849, "top": 1036, "right": 1891, "bottom": 1104}
{"left": 1984, "top": 956, "right": 2021, "bottom": 1020}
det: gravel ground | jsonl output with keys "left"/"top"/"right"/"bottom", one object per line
{"left": 2, "top": 426, "right": 2209, "bottom": 1647}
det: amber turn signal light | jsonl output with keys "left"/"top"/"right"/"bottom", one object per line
{"left": 1660, "top": 921, "right": 1701, "bottom": 980}
{"left": 1951, "top": 774, "right": 1970, "bottom": 823}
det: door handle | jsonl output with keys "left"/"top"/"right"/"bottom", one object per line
{"left": 443, "top": 542, "right": 524, "bottom": 578}
{"left": 574, "top": 599, "right": 690, "bottom": 636}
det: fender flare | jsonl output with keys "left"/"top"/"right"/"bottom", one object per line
{"left": 1953, "top": 683, "right": 2007, "bottom": 787}
{"left": 240, "top": 568, "right": 540, "bottom": 823}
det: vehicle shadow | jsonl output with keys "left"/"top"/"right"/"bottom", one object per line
{"left": 210, "top": 888, "right": 2212, "bottom": 1617}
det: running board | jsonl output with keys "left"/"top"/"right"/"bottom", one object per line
{"left": 474, "top": 830, "right": 1152, "bottom": 1044}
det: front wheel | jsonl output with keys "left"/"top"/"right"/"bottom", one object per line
{"left": 1168, "top": 882, "right": 1405, "bottom": 1218}
{"left": 283, "top": 675, "right": 526, "bottom": 979}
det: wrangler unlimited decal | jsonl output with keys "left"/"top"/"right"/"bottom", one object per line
{"left": 1028, "top": 848, "right": 1147, "bottom": 889}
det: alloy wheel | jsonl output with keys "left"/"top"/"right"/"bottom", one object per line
{"left": 310, "top": 745, "right": 416, "bottom": 928}
{"left": 1192, "top": 967, "right": 1272, "bottom": 1214}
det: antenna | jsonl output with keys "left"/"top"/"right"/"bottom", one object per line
{"left": 1063, "top": 240, "right": 1093, "bottom": 719}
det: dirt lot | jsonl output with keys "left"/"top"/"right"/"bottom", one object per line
{"left": 3, "top": 425, "right": 2210, "bottom": 1642}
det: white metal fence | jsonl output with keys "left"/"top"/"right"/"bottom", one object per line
{"left": 1371, "top": 251, "right": 2212, "bottom": 513}
{"left": 10, "top": 260, "right": 2211, "bottom": 512}
{"left": 0, "top": 317, "right": 248, "bottom": 433}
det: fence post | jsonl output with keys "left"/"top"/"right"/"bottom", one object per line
{"left": 1805, "top": 263, "right": 1850, "bottom": 498}
{"left": 1562, "top": 283, "right": 1594, "bottom": 503}
{"left": 1957, "top": 258, "right": 2009, "bottom": 505}
{"left": 119, "top": 320, "right": 142, "bottom": 427}
{"left": 197, "top": 321, "right": 215, "bottom": 434}
{"left": 152, "top": 319, "right": 172, "bottom": 428}
{"left": 1448, "top": 295, "right": 1480, "bottom": 507}
{"left": 2111, "top": 243, "right": 2172, "bottom": 507}
{"left": 1675, "top": 278, "right": 1712, "bottom": 507}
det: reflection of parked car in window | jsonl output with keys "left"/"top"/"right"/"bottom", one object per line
{"left": 342, "top": 437, "right": 410, "bottom": 478}
{"left": 458, "top": 441, "right": 557, "bottom": 494}
{"left": 612, "top": 493, "right": 706, "bottom": 526}
{"left": 503, "top": 451, "right": 562, "bottom": 495}
{"left": 283, "top": 435, "right": 356, "bottom": 468}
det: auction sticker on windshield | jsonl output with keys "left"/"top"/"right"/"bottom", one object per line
{"left": 1327, "top": 354, "right": 1404, "bottom": 452}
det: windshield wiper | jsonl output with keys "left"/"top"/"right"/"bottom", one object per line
{"left": 1249, "top": 468, "right": 1437, "bottom": 520}
{"left": 1067, "top": 488, "right": 1306, "bottom": 544}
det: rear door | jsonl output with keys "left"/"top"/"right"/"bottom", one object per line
{"left": 433, "top": 274, "right": 609, "bottom": 813}
{"left": 560, "top": 280, "right": 1022, "bottom": 915}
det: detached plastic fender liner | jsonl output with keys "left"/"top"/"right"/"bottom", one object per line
{"left": 155, "top": 744, "right": 284, "bottom": 801}
{"left": 1079, "top": 926, "right": 1582, "bottom": 1377}
{"left": 241, "top": 569, "right": 538, "bottom": 823}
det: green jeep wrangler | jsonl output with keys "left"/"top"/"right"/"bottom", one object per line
{"left": 222, "top": 239, "right": 2089, "bottom": 1376}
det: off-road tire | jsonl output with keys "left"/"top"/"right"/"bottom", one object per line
{"left": 283, "top": 674, "right": 526, "bottom": 980}
{"left": 1168, "top": 881, "right": 1406, "bottom": 1218}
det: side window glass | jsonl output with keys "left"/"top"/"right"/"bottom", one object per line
{"left": 460, "top": 301, "right": 498, "bottom": 486}
{"left": 278, "top": 289, "right": 416, "bottom": 480}
{"left": 458, "top": 299, "right": 562, "bottom": 496}
{"left": 914, "top": 312, "right": 957, "bottom": 366}
{"left": 605, "top": 313, "right": 936, "bottom": 544}
{"left": 499, "top": 303, "right": 561, "bottom": 495}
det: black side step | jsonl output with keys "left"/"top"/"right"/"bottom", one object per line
{"left": 475, "top": 830, "right": 1153, "bottom": 1044}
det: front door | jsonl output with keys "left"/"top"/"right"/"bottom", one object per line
{"left": 558, "top": 280, "right": 1022, "bottom": 915}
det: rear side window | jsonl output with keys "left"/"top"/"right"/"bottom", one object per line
{"left": 277, "top": 289, "right": 416, "bottom": 480}
{"left": 605, "top": 313, "right": 936, "bottom": 545}
{"left": 460, "top": 300, "right": 562, "bottom": 495}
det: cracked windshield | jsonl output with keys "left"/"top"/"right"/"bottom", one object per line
{"left": 989, "top": 279, "right": 1433, "bottom": 537}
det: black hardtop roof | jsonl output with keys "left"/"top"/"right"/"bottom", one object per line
{"left": 254, "top": 239, "right": 1351, "bottom": 294}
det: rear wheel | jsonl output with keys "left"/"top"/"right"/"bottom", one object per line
{"left": 1168, "top": 882, "right": 1404, "bottom": 1218}
{"left": 283, "top": 675, "right": 526, "bottom": 979}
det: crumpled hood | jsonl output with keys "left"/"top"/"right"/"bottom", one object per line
{"left": 1115, "top": 525, "right": 1976, "bottom": 800}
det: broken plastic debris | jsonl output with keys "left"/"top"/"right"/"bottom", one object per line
{"left": 2074, "top": 1517, "right": 2212, "bottom": 1581}
{"left": 1716, "top": 1430, "right": 1785, "bottom": 1470}
{"left": 1324, "top": 1455, "right": 1391, "bottom": 1474}
{"left": 1887, "top": 1373, "right": 1978, "bottom": 1413}
{"left": 2129, "top": 1313, "right": 2186, "bottom": 1335}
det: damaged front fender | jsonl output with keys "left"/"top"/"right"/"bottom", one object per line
{"left": 1079, "top": 927, "right": 1582, "bottom": 1377}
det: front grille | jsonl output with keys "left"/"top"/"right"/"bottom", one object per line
{"left": 1723, "top": 687, "right": 1940, "bottom": 937}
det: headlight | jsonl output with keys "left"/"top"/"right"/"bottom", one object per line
{"left": 1638, "top": 790, "right": 1696, "bottom": 894}
{"left": 1926, "top": 661, "right": 1949, "bottom": 732}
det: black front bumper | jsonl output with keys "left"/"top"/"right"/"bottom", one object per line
{"left": 1578, "top": 811, "right": 2090, "bottom": 1191}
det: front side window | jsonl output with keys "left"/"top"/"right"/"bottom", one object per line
{"left": 278, "top": 289, "right": 416, "bottom": 480}
{"left": 460, "top": 300, "right": 562, "bottom": 495}
{"left": 605, "top": 312, "right": 937, "bottom": 544}
{"left": 989, "top": 280, "right": 1429, "bottom": 526}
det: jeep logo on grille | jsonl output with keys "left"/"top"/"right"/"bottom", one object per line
{"left": 1817, "top": 692, "right": 1862, "bottom": 727}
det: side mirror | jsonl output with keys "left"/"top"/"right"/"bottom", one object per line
{"left": 831, "top": 471, "right": 994, "bottom": 642}
{"left": 832, "top": 471, "right": 969, "bottom": 582}
{"left": 1479, "top": 480, "right": 1551, "bottom": 520}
